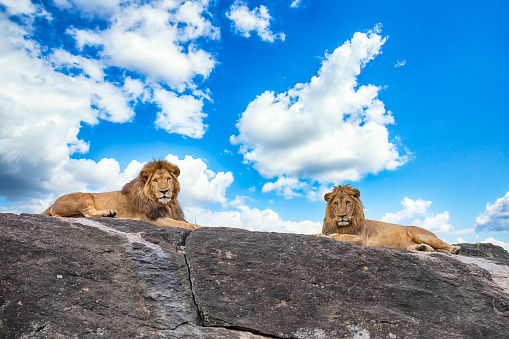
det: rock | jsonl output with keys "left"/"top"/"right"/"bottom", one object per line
{"left": 455, "top": 242, "right": 509, "bottom": 265}
{"left": 186, "top": 227, "right": 509, "bottom": 338}
{"left": 1, "top": 213, "right": 509, "bottom": 338}
{"left": 0, "top": 213, "right": 266, "bottom": 338}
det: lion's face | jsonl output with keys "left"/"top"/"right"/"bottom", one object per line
{"left": 144, "top": 168, "right": 178, "bottom": 205}
{"left": 324, "top": 186, "right": 361, "bottom": 228}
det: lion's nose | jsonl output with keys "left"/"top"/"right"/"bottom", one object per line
{"left": 160, "top": 189, "right": 169, "bottom": 195}
{"left": 338, "top": 213, "right": 346, "bottom": 219}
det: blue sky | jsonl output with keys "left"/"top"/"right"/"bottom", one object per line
{"left": 1, "top": 0, "right": 508, "bottom": 249}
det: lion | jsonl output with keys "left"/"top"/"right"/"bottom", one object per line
{"left": 42, "top": 159, "right": 197, "bottom": 230}
{"left": 321, "top": 185, "right": 460, "bottom": 254}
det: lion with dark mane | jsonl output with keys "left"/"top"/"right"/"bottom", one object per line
{"left": 322, "top": 185, "right": 460, "bottom": 254}
{"left": 42, "top": 159, "right": 196, "bottom": 229}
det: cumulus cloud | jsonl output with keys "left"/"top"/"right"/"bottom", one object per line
{"left": 186, "top": 197, "right": 321, "bottom": 233}
{"left": 261, "top": 176, "right": 307, "bottom": 199}
{"left": 66, "top": 0, "right": 219, "bottom": 135}
{"left": 68, "top": 0, "right": 218, "bottom": 88}
{"left": 0, "top": 0, "right": 36, "bottom": 15}
{"left": 153, "top": 89, "right": 207, "bottom": 138}
{"left": 381, "top": 198, "right": 453, "bottom": 233}
{"left": 0, "top": 1, "right": 219, "bottom": 206}
{"left": 475, "top": 192, "right": 509, "bottom": 232}
{"left": 381, "top": 198, "right": 431, "bottom": 224}
{"left": 226, "top": 0, "right": 285, "bottom": 42}
{"left": 231, "top": 26, "right": 410, "bottom": 194}
{"left": 164, "top": 154, "right": 234, "bottom": 208}
{"left": 0, "top": 13, "right": 137, "bottom": 198}
{"left": 1, "top": 159, "right": 143, "bottom": 214}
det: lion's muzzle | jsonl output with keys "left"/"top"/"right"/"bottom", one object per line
{"left": 157, "top": 190, "right": 172, "bottom": 204}
{"left": 337, "top": 217, "right": 350, "bottom": 227}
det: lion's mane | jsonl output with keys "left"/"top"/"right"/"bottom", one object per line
{"left": 122, "top": 160, "right": 186, "bottom": 221}
{"left": 322, "top": 184, "right": 366, "bottom": 235}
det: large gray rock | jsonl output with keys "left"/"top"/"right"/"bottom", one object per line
{"left": 0, "top": 213, "right": 265, "bottom": 338}
{"left": 1, "top": 213, "right": 508, "bottom": 338}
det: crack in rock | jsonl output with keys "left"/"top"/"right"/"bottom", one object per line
{"left": 66, "top": 218, "right": 199, "bottom": 330}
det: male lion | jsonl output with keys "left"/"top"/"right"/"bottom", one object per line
{"left": 322, "top": 185, "right": 460, "bottom": 254}
{"left": 42, "top": 159, "right": 196, "bottom": 230}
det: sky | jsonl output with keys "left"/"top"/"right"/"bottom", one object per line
{"left": 1, "top": 0, "right": 508, "bottom": 250}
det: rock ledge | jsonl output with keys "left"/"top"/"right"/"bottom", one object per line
{"left": 1, "top": 213, "right": 508, "bottom": 338}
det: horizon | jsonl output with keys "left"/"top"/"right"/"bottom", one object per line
{"left": 0, "top": 0, "right": 508, "bottom": 249}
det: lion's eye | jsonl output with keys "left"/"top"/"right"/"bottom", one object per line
{"left": 153, "top": 179, "right": 158, "bottom": 183}
{"left": 346, "top": 201, "right": 350, "bottom": 205}
{"left": 333, "top": 201, "right": 338, "bottom": 206}
{"left": 167, "top": 178, "right": 171, "bottom": 182}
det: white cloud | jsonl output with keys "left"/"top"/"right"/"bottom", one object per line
{"left": 186, "top": 202, "right": 321, "bottom": 234}
{"left": 0, "top": 13, "right": 139, "bottom": 198}
{"left": 0, "top": 1, "right": 219, "bottom": 205}
{"left": 52, "top": 0, "right": 121, "bottom": 14}
{"left": 381, "top": 197, "right": 431, "bottom": 224}
{"left": 1, "top": 196, "right": 56, "bottom": 215}
{"left": 56, "top": 158, "right": 144, "bottom": 193}
{"left": 261, "top": 176, "right": 307, "bottom": 199}
{"left": 153, "top": 88, "right": 207, "bottom": 138}
{"left": 394, "top": 59, "right": 406, "bottom": 68}
{"left": 475, "top": 192, "right": 509, "bottom": 232}
{"left": 381, "top": 198, "right": 453, "bottom": 233}
{"left": 65, "top": 0, "right": 219, "bottom": 138}
{"left": 413, "top": 211, "right": 453, "bottom": 234}
{"left": 481, "top": 238, "right": 509, "bottom": 251}
{"left": 290, "top": 0, "right": 303, "bottom": 9}
{"left": 0, "top": 0, "right": 36, "bottom": 15}
{"left": 1, "top": 159, "right": 144, "bottom": 214}
{"left": 68, "top": 1, "right": 218, "bottom": 89}
{"left": 231, "top": 26, "right": 410, "bottom": 193}
{"left": 164, "top": 154, "right": 234, "bottom": 208}
{"left": 306, "top": 184, "right": 334, "bottom": 202}
{"left": 226, "top": 0, "right": 285, "bottom": 42}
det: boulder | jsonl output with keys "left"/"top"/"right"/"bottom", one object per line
{"left": 1, "top": 213, "right": 508, "bottom": 338}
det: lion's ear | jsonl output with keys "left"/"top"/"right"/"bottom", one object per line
{"left": 171, "top": 166, "right": 180, "bottom": 177}
{"left": 352, "top": 189, "right": 361, "bottom": 199}
{"left": 324, "top": 192, "right": 332, "bottom": 202}
{"left": 139, "top": 169, "right": 150, "bottom": 182}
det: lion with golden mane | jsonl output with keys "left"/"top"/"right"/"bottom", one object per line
{"left": 42, "top": 159, "right": 196, "bottom": 230}
{"left": 322, "top": 185, "right": 460, "bottom": 254}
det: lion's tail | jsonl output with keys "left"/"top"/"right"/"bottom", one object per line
{"left": 41, "top": 207, "right": 52, "bottom": 216}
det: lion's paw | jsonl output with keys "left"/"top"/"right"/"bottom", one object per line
{"left": 107, "top": 209, "right": 117, "bottom": 217}
{"left": 451, "top": 245, "right": 461, "bottom": 255}
{"left": 415, "top": 244, "right": 427, "bottom": 251}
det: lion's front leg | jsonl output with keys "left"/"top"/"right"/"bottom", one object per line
{"left": 154, "top": 218, "right": 201, "bottom": 230}
{"left": 82, "top": 208, "right": 117, "bottom": 218}
{"left": 327, "top": 234, "right": 364, "bottom": 245}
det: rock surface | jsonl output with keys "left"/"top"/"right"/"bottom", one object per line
{"left": 1, "top": 212, "right": 509, "bottom": 338}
